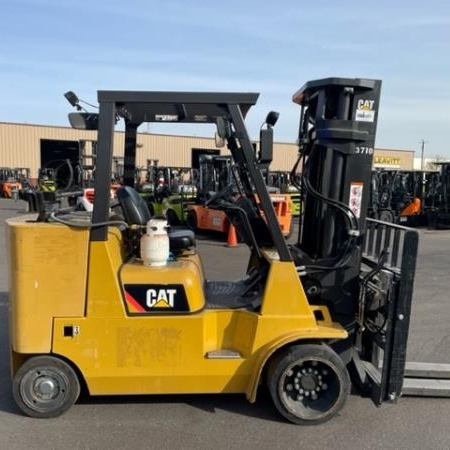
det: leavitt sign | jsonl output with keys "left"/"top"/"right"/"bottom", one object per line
{"left": 373, "top": 156, "right": 401, "bottom": 168}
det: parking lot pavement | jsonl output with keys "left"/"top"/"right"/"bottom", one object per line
{"left": 1, "top": 198, "right": 450, "bottom": 449}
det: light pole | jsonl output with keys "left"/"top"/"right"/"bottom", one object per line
{"left": 420, "top": 139, "right": 428, "bottom": 170}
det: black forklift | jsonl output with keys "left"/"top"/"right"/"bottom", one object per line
{"left": 288, "top": 78, "right": 422, "bottom": 404}
{"left": 369, "top": 169, "right": 429, "bottom": 225}
{"left": 424, "top": 162, "right": 450, "bottom": 228}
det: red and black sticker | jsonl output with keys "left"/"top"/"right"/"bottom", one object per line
{"left": 124, "top": 284, "right": 189, "bottom": 313}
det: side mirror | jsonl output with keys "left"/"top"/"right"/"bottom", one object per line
{"left": 68, "top": 112, "right": 99, "bottom": 130}
{"left": 265, "top": 111, "right": 279, "bottom": 128}
{"left": 258, "top": 111, "right": 279, "bottom": 165}
{"left": 259, "top": 128, "right": 273, "bottom": 165}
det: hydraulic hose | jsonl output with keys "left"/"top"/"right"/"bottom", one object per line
{"left": 302, "top": 145, "right": 359, "bottom": 231}
{"left": 49, "top": 211, "right": 128, "bottom": 229}
{"left": 297, "top": 143, "right": 360, "bottom": 273}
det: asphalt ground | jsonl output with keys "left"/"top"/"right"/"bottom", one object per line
{"left": 1, "top": 198, "right": 450, "bottom": 449}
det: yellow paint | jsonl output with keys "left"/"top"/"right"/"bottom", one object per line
{"left": 6, "top": 216, "right": 89, "bottom": 353}
{"left": 10, "top": 218, "right": 347, "bottom": 400}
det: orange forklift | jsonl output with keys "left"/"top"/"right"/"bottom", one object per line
{"left": 369, "top": 169, "right": 434, "bottom": 225}
{"left": 0, "top": 167, "right": 26, "bottom": 198}
{"left": 187, "top": 137, "right": 293, "bottom": 237}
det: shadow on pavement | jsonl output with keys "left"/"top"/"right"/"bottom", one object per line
{"left": 77, "top": 388, "right": 283, "bottom": 424}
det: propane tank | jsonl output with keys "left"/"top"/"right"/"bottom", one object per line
{"left": 140, "top": 218, "right": 170, "bottom": 266}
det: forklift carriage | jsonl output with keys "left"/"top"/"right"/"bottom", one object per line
{"left": 7, "top": 80, "right": 418, "bottom": 424}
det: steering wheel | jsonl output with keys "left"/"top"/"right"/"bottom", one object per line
{"left": 205, "top": 184, "right": 236, "bottom": 207}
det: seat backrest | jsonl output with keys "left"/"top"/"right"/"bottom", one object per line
{"left": 116, "top": 186, "right": 151, "bottom": 225}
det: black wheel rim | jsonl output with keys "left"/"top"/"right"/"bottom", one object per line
{"left": 278, "top": 357, "right": 342, "bottom": 421}
{"left": 20, "top": 368, "right": 70, "bottom": 414}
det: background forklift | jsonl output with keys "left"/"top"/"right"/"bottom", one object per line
{"left": 187, "top": 152, "right": 293, "bottom": 237}
{"left": 0, "top": 167, "right": 24, "bottom": 198}
{"left": 369, "top": 169, "right": 430, "bottom": 225}
{"left": 186, "top": 154, "right": 236, "bottom": 233}
{"left": 424, "top": 162, "right": 450, "bottom": 229}
{"left": 137, "top": 160, "right": 197, "bottom": 225}
{"left": 267, "top": 170, "right": 302, "bottom": 216}
{"left": 7, "top": 80, "right": 419, "bottom": 424}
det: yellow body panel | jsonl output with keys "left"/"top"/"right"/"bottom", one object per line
{"left": 9, "top": 219, "right": 347, "bottom": 399}
{"left": 52, "top": 307, "right": 346, "bottom": 396}
{"left": 6, "top": 216, "right": 89, "bottom": 353}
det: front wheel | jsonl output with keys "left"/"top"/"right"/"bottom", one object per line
{"left": 267, "top": 344, "right": 350, "bottom": 425}
{"left": 13, "top": 355, "right": 80, "bottom": 418}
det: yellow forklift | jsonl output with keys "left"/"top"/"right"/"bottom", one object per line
{"left": 7, "top": 80, "right": 419, "bottom": 424}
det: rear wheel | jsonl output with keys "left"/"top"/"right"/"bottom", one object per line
{"left": 186, "top": 210, "right": 197, "bottom": 231}
{"left": 267, "top": 344, "right": 350, "bottom": 425}
{"left": 13, "top": 356, "right": 80, "bottom": 418}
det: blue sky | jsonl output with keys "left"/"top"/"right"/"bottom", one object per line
{"left": 1, "top": 0, "right": 449, "bottom": 158}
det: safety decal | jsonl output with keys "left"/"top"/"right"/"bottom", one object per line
{"left": 349, "top": 182, "right": 364, "bottom": 219}
{"left": 124, "top": 284, "right": 189, "bottom": 314}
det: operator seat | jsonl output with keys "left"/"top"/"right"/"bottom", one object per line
{"left": 116, "top": 186, "right": 196, "bottom": 252}
{"left": 116, "top": 185, "right": 151, "bottom": 225}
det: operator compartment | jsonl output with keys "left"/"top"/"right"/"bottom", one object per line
{"left": 120, "top": 256, "right": 205, "bottom": 314}
{"left": 6, "top": 215, "right": 89, "bottom": 353}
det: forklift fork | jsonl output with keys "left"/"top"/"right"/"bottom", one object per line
{"left": 355, "top": 218, "right": 419, "bottom": 403}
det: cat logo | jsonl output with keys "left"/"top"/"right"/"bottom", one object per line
{"left": 356, "top": 99, "right": 376, "bottom": 122}
{"left": 146, "top": 288, "right": 177, "bottom": 308}
{"left": 124, "top": 283, "right": 189, "bottom": 314}
{"left": 357, "top": 99, "right": 375, "bottom": 111}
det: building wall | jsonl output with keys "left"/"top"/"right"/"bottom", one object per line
{"left": 0, "top": 122, "right": 414, "bottom": 178}
{"left": 372, "top": 148, "right": 415, "bottom": 170}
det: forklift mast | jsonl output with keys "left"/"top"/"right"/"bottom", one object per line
{"left": 292, "top": 78, "right": 382, "bottom": 321}
{"left": 291, "top": 78, "right": 419, "bottom": 404}
{"left": 198, "top": 154, "right": 232, "bottom": 199}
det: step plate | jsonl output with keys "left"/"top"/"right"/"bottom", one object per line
{"left": 206, "top": 349, "right": 242, "bottom": 359}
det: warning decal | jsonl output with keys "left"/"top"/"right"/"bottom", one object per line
{"left": 349, "top": 182, "right": 363, "bottom": 219}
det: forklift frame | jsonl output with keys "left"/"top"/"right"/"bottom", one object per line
{"left": 91, "top": 91, "right": 291, "bottom": 260}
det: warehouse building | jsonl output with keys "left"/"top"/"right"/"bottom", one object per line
{"left": 372, "top": 148, "right": 415, "bottom": 170}
{"left": 0, "top": 122, "right": 415, "bottom": 183}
